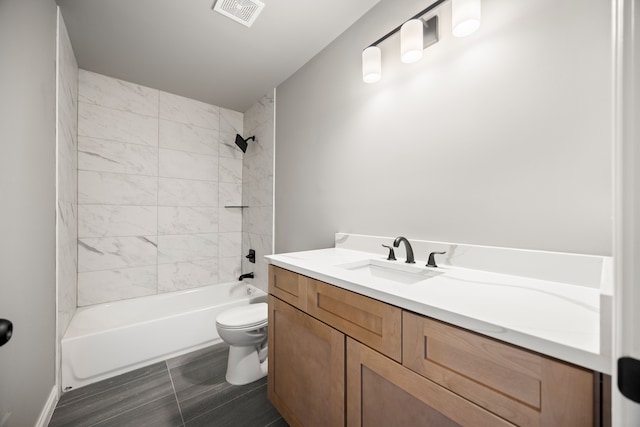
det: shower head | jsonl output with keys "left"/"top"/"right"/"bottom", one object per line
{"left": 235, "top": 134, "right": 255, "bottom": 153}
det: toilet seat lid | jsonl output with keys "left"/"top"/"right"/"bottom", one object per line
{"left": 216, "top": 302, "right": 268, "bottom": 329}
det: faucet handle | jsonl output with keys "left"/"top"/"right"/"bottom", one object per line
{"left": 426, "top": 251, "right": 446, "bottom": 268}
{"left": 382, "top": 244, "right": 397, "bottom": 261}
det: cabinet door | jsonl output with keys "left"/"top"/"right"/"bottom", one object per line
{"left": 403, "top": 312, "right": 594, "bottom": 427}
{"left": 307, "top": 278, "right": 402, "bottom": 362}
{"left": 269, "top": 265, "right": 308, "bottom": 311}
{"left": 346, "top": 338, "right": 514, "bottom": 427}
{"left": 268, "top": 295, "right": 345, "bottom": 427}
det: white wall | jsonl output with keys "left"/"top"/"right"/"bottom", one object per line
{"left": 275, "top": 0, "right": 613, "bottom": 256}
{"left": 76, "top": 70, "right": 245, "bottom": 305}
{"left": 0, "top": 0, "right": 58, "bottom": 425}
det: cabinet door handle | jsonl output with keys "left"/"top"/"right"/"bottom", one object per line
{"left": 0, "top": 319, "right": 13, "bottom": 347}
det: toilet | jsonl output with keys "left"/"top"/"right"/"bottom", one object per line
{"left": 215, "top": 302, "right": 268, "bottom": 385}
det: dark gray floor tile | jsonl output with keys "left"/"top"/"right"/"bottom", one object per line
{"left": 56, "top": 362, "right": 168, "bottom": 407}
{"left": 166, "top": 343, "right": 229, "bottom": 371}
{"left": 92, "top": 394, "right": 184, "bottom": 427}
{"left": 168, "top": 343, "right": 268, "bottom": 422}
{"left": 50, "top": 343, "right": 282, "bottom": 427}
{"left": 184, "top": 384, "right": 281, "bottom": 427}
{"left": 265, "top": 417, "right": 289, "bottom": 427}
{"left": 49, "top": 362, "right": 174, "bottom": 427}
{"left": 177, "top": 378, "right": 268, "bottom": 423}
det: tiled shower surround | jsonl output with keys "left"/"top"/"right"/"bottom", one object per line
{"left": 56, "top": 11, "right": 78, "bottom": 341}
{"left": 77, "top": 70, "right": 248, "bottom": 306}
{"left": 241, "top": 93, "right": 275, "bottom": 292}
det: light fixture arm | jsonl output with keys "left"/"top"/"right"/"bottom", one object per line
{"left": 366, "top": 0, "right": 446, "bottom": 49}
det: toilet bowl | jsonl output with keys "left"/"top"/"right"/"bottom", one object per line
{"left": 215, "top": 302, "right": 268, "bottom": 385}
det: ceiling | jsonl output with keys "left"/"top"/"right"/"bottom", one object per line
{"left": 57, "top": 0, "right": 381, "bottom": 112}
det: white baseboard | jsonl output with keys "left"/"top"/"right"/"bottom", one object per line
{"left": 35, "top": 386, "right": 58, "bottom": 427}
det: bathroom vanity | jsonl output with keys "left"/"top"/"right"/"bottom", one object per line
{"left": 266, "top": 235, "right": 612, "bottom": 427}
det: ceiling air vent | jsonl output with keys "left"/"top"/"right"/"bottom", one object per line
{"left": 212, "top": 0, "right": 265, "bottom": 28}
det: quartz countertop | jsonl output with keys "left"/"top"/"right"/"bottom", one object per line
{"left": 266, "top": 247, "right": 611, "bottom": 374}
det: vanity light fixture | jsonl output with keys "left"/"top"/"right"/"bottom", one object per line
{"left": 362, "top": 46, "right": 382, "bottom": 83}
{"left": 362, "top": 0, "right": 480, "bottom": 83}
{"left": 452, "top": 0, "right": 481, "bottom": 37}
{"left": 401, "top": 19, "right": 425, "bottom": 63}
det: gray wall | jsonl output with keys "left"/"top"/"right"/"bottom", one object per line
{"left": 275, "top": 0, "right": 613, "bottom": 256}
{"left": 0, "top": 0, "right": 58, "bottom": 425}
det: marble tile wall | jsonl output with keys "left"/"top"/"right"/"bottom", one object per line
{"left": 241, "top": 92, "right": 275, "bottom": 292}
{"left": 77, "top": 70, "right": 244, "bottom": 305}
{"left": 57, "top": 10, "right": 78, "bottom": 343}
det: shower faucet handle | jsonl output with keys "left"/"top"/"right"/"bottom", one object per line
{"left": 382, "top": 244, "right": 396, "bottom": 261}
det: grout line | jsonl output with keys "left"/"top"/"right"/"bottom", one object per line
{"left": 77, "top": 164, "right": 218, "bottom": 179}
{"left": 78, "top": 134, "right": 159, "bottom": 149}
{"left": 186, "top": 381, "right": 269, "bottom": 424}
{"left": 77, "top": 99, "right": 158, "bottom": 120}
{"left": 166, "top": 361, "right": 186, "bottom": 427}
{"left": 156, "top": 94, "right": 160, "bottom": 297}
{"left": 78, "top": 167, "right": 220, "bottom": 182}
{"left": 86, "top": 395, "right": 177, "bottom": 427}
{"left": 78, "top": 99, "right": 222, "bottom": 133}
{"left": 217, "top": 111, "right": 222, "bottom": 285}
{"left": 56, "top": 363, "right": 167, "bottom": 409}
{"left": 80, "top": 230, "right": 222, "bottom": 239}
{"left": 77, "top": 167, "right": 159, "bottom": 178}
{"left": 264, "top": 417, "right": 285, "bottom": 427}
{"left": 76, "top": 263, "right": 158, "bottom": 274}
{"left": 75, "top": 62, "right": 81, "bottom": 323}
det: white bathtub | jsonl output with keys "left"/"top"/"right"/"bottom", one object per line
{"left": 61, "top": 282, "right": 267, "bottom": 390}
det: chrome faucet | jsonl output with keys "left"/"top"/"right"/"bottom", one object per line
{"left": 393, "top": 236, "right": 415, "bottom": 264}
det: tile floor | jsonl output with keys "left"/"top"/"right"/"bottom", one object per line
{"left": 49, "top": 343, "right": 287, "bottom": 427}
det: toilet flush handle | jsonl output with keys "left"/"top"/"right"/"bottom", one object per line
{"left": 246, "top": 330, "right": 266, "bottom": 337}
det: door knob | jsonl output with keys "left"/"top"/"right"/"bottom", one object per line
{"left": 0, "top": 319, "right": 13, "bottom": 347}
{"left": 619, "top": 356, "right": 640, "bottom": 404}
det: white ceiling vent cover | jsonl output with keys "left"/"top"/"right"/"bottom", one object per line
{"left": 212, "top": 0, "right": 265, "bottom": 28}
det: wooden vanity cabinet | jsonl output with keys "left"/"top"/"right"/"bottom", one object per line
{"left": 347, "top": 338, "right": 514, "bottom": 427}
{"left": 306, "top": 276, "right": 402, "bottom": 362}
{"left": 403, "top": 312, "right": 594, "bottom": 427}
{"left": 268, "top": 295, "right": 345, "bottom": 427}
{"left": 269, "top": 264, "right": 402, "bottom": 360}
{"left": 268, "top": 266, "right": 599, "bottom": 427}
{"left": 269, "top": 265, "right": 308, "bottom": 310}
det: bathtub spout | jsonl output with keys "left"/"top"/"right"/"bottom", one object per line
{"left": 239, "top": 272, "right": 254, "bottom": 281}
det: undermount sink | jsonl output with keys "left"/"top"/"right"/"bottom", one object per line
{"left": 337, "top": 258, "right": 443, "bottom": 285}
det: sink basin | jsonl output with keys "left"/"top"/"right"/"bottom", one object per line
{"left": 337, "top": 259, "right": 443, "bottom": 285}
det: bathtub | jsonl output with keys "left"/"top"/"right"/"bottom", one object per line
{"left": 61, "top": 282, "right": 267, "bottom": 391}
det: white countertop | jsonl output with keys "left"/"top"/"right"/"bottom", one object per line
{"left": 266, "top": 247, "right": 611, "bottom": 374}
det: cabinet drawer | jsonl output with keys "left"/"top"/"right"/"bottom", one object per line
{"left": 269, "top": 265, "right": 308, "bottom": 311}
{"left": 347, "top": 338, "right": 514, "bottom": 427}
{"left": 307, "top": 279, "right": 402, "bottom": 362}
{"left": 402, "top": 312, "right": 594, "bottom": 427}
